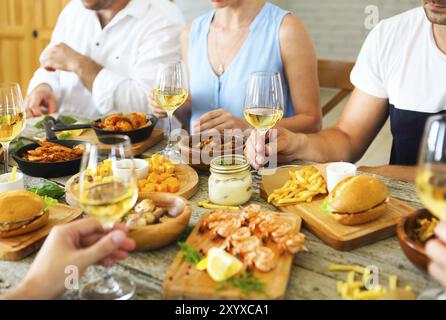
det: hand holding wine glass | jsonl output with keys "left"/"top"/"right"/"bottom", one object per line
{"left": 78, "top": 135, "right": 138, "bottom": 300}
{"left": 243, "top": 72, "right": 284, "bottom": 170}
{"left": 152, "top": 61, "right": 189, "bottom": 163}
{"left": 0, "top": 83, "right": 26, "bottom": 173}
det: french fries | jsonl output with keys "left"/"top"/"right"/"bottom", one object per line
{"left": 197, "top": 200, "right": 239, "bottom": 211}
{"left": 328, "top": 264, "right": 414, "bottom": 300}
{"left": 268, "top": 166, "right": 327, "bottom": 206}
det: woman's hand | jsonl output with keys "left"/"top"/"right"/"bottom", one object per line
{"left": 245, "top": 127, "right": 303, "bottom": 169}
{"left": 2, "top": 219, "right": 135, "bottom": 300}
{"left": 426, "top": 221, "right": 446, "bottom": 288}
{"left": 192, "top": 108, "right": 249, "bottom": 134}
{"left": 148, "top": 90, "right": 167, "bottom": 119}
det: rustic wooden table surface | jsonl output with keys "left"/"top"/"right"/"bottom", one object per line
{"left": 0, "top": 138, "right": 441, "bottom": 300}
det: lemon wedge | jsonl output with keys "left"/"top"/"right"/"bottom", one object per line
{"left": 207, "top": 248, "right": 243, "bottom": 282}
{"left": 196, "top": 257, "right": 208, "bottom": 271}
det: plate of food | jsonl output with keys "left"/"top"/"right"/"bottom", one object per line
{"left": 0, "top": 190, "right": 83, "bottom": 261}
{"left": 12, "top": 140, "right": 86, "bottom": 178}
{"left": 65, "top": 154, "right": 199, "bottom": 207}
{"left": 125, "top": 193, "right": 191, "bottom": 251}
{"left": 163, "top": 204, "right": 306, "bottom": 300}
{"left": 397, "top": 209, "right": 437, "bottom": 272}
{"left": 178, "top": 133, "right": 245, "bottom": 171}
{"left": 261, "top": 165, "right": 415, "bottom": 251}
{"left": 51, "top": 112, "right": 157, "bottom": 144}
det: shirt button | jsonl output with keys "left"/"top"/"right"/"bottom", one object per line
{"left": 96, "top": 42, "right": 100, "bottom": 46}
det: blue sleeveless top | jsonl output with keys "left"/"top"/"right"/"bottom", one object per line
{"left": 188, "top": 2, "right": 294, "bottom": 131}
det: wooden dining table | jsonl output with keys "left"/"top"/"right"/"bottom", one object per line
{"left": 0, "top": 136, "right": 441, "bottom": 300}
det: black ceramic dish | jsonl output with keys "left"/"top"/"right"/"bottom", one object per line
{"left": 51, "top": 114, "right": 158, "bottom": 144}
{"left": 12, "top": 139, "right": 86, "bottom": 178}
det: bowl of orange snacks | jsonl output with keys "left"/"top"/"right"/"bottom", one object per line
{"left": 138, "top": 154, "right": 181, "bottom": 193}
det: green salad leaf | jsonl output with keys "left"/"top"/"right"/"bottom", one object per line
{"left": 178, "top": 241, "right": 203, "bottom": 266}
{"left": 58, "top": 132, "right": 71, "bottom": 140}
{"left": 30, "top": 182, "right": 65, "bottom": 199}
{"left": 34, "top": 115, "right": 53, "bottom": 129}
{"left": 216, "top": 272, "right": 264, "bottom": 294}
{"left": 42, "top": 195, "right": 59, "bottom": 209}
{"left": 321, "top": 197, "right": 333, "bottom": 213}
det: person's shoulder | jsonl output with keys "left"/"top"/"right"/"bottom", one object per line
{"left": 190, "top": 10, "right": 214, "bottom": 31}
{"left": 373, "top": 7, "right": 425, "bottom": 39}
{"left": 279, "top": 14, "right": 309, "bottom": 45}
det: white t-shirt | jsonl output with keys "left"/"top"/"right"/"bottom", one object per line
{"left": 351, "top": 7, "right": 446, "bottom": 113}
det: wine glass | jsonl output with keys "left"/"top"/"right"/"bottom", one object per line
{"left": 416, "top": 114, "right": 446, "bottom": 220}
{"left": 243, "top": 72, "right": 284, "bottom": 172}
{"left": 78, "top": 135, "right": 138, "bottom": 300}
{"left": 0, "top": 83, "right": 26, "bottom": 173}
{"left": 152, "top": 61, "right": 189, "bottom": 163}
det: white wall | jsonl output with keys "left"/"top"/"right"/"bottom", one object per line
{"left": 175, "top": 0, "right": 421, "bottom": 61}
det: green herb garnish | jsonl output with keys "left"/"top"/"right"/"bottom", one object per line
{"left": 216, "top": 272, "right": 264, "bottom": 294}
{"left": 58, "top": 115, "right": 77, "bottom": 125}
{"left": 30, "top": 182, "right": 65, "bottom": 199}
{"left": 178, "top": 225, "right": 194, "bottom": 242}
{"left": 58, "top": 132, "right": 71, "bottom": 140}
{"left": 10, "top": 140, "right": 25, "bottom": 154}
{"left": 178, "top": 241, "right": 203, "bottom": 265}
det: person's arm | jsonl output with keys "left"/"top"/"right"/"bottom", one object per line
{"left": 246, "top": 88, "right": 389, "bottom": 167}
{"left": 277, "top": 15, "right": 322, "bottom": 134}
{"left": 0, "top": 219, "right": 135, "bottom": 300}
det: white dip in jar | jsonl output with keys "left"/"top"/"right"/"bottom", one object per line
{"left": 209, "top": 155, "right": 253, "bottom": 206}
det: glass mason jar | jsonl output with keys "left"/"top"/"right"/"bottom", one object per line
{"left": 209, "top": 155, "right": 253, "bottom": 206}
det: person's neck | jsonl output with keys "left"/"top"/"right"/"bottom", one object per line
{"left": 433, "top": 24, "right": 446, "bottom": 55}
{"left": 97, "top": 0, "right": 130, "bottom": 28}
{"left": 213, "top": 0, "right": 265, "bottom": 30}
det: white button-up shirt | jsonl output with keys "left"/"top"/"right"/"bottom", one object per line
{"left": 28, "top": 0, "right": 185, "bottom": 118}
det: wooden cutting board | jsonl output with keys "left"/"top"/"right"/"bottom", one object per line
{"left": 65, "top": 164, "right": 200, "bottom": 207}
{"left": 163, "top": 210, "right": 302, "bottom": 300}
{"left": 261, "top": 165, "right": 415, "bottom": 251}
{"left": 0, "top": 204, "right": 83, "bottom": 261}
{"left": 69, "top": 128, "right": 164, "bottom": 156}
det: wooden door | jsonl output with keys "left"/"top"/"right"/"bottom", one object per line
{"left": 0, "top": 0, "right": 68, "bottom": 94}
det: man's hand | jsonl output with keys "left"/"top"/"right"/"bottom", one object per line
{"left": 2, "top": 219, "right": 135, "bottom": 300}
{"left": 25, "top": 84, "right": 58, "bottom": 117}
{"left": 192, "top": 108, "right": 249, "bottom": 134}
{"left": 41, "top": 43, "right": 83, "bottom": 73}
{"left": 245, "top": 126, "right": 303, "bottom": 169}
{"left": 427, "top": 222, "right": 446, "bottom": 288}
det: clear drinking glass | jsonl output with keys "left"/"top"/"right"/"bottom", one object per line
{"left": 416, "top": 114, "right": 446, "bottom": 220}
{"left": 152, "top": 61, "right": 189, "bottom": 163}
{"left": 78, "top": 135, "right": 138, "bottom": 300}
{"left": 0, "top": 83, "right": 26, "bottom": 173}
{"left": 243, "top": 72, "right": 284, "bottom": 170}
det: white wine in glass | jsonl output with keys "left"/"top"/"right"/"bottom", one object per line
{"left": 243, "top": 72, "right": 285, "bottom": 169}
{"left": 0, "top": 83, "right": 26, "bottom": 173}
{"left": 416, "top": 114, "right": 446, "bottom": 220}
{"left": 152, "top": 61, "right": 189, "bottom": 163}
{"left": 78, "top": 135, "right": 138, "bottom": 300}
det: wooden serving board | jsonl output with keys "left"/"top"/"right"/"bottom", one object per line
{"left": 261, "top": 166, "right": 415, "bottom": 251}
{"left": 0, "top": 204, "right": 83, "bottom": 261}
{"left": 163, "top": 211, "right": 302, "bottom": 300}
{"left": 65, "top": 164, "right": 199, "bottom": 207}
{"left": 70, "top": 128, "right": 164, "bottom": 156}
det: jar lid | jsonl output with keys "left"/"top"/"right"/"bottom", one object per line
{"left": 210, "top": 155, "right": 251, "bottom": 174}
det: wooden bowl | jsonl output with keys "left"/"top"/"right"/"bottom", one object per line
{"left": 128, "top": 193, "right": 192, "bottom": 251}
{"left": 397, "top": 209, "right": 433, "bottom": 272}
{"left": 178, "top": 133, "right": 245, "bottom": 171}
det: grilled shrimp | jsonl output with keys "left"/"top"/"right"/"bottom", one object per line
{"left": 277, "top": 232, "right": 306, "bottom": 254}
{"left": 129, "top": 113, "right": 147, "bottom": 129}
{"left": 253, "top": 247, "right": 276, "bottom": 272}
{"left": 231, "top": 236, "right": 261, "bottom": 255}
{"left": 214, "top": 218, "right": 242, "bottom": 238}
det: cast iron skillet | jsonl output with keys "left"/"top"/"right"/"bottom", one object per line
{"left": 51, "top": 113, "right": 158, "bottom": 144}
{"left": 13, "top": 139, "right": 86, "bottom": 178}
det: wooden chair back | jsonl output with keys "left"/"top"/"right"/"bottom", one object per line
{"left": 318, "top": 59, "right": 355, "bottom": 115}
